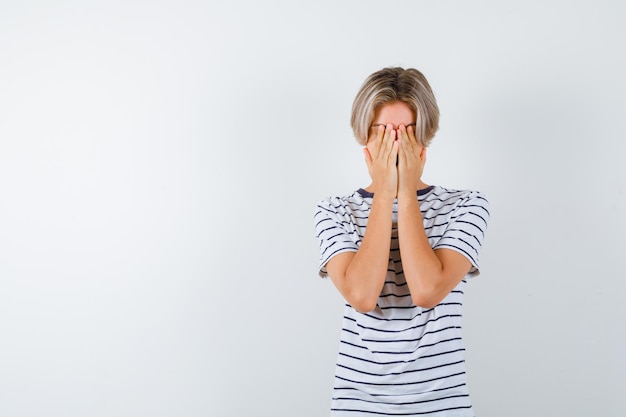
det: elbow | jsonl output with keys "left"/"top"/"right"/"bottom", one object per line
{"left": 347, "top": 291, "right": 379, "bottom": 313}
{"left": 411, "top": 295, "right": 440, "bottom": 309}
{"left": 405, "top": 269, "right": 448, "bottom": 309}
{"left": 410, "top": 286, "right": 445, "bottom": 309}
{"left": 341, "top": 270, "right": 381, "bottom": 313}
{"left": 352, "top": 300, "right": 378, "bottom": 314}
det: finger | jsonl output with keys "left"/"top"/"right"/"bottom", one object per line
{"left": 386, "top": 127, "right": 397, "bottom": 162}
{"left": 397, "top": 136, "right": 407, "bottom": 166}
{"left": 407, "top": 124, "right": 418, "bottom": 145}
{"left": 366, "top": 125, "right": 382, "bottom": 151}
{"left": 399, "top": 125, "right": 420, "bottom": 159}
{"left": 396, "top": 125, "right": 405, "bottom": 142}
{"left": 372, "top": 124, "right": 389, "bottom": 157}
{"left": 380, "top": 124, "right": 395, "bottom": 160}
{"left": 370, "top": 124, "right": 385, "bottom": 154}
{"left": 400, "top": 127, "right": 416, "bottom": 166}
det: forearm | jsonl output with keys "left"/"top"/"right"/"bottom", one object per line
{"left": 343, "top": 194, "right": 395, "bottom": 311}
{"left": 396, "top": 191, "right": 446, "bottom": 308}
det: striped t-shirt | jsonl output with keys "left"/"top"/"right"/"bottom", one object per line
{"left": 314, "top": 185, "right": 490, "bottom": 417}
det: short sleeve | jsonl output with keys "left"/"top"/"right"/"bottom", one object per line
{"left": 433, "top": 192, "right": 490, "bottom": 277}
{"left": 314, "top": 199, "right": 359, "bottom": 278}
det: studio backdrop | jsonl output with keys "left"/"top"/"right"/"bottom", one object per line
{"left": 0, "top": 1, "right": 624, "bottom": 416}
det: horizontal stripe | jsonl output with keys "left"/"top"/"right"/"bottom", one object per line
{"left": 330, "top": 405, "right": 472, "bottom": 416}
{"left": 336, "top": 359, "right": 465, "bottom": 379}
{"left": 345, "top": 314, "right": 463, "bottom": 334}
{"left": 332, "top": 393, "right": 469, "bottom": 407}
{"left": 360, "top": 326, "right": 462, "bottom": 343}
{"left": 334, "top": 371, "right": 466, "bottom": 387}
{"left": 334, "top": 381, "right": 467, "bottom": 396}
{"left": 369, "top": 337, "right": 463, "bottom": 355}
{"left": 339, "top": 337, "right": 463, "bottom": 356}
{"left": 338, "top": 348, "right": 465, "bottom": 367}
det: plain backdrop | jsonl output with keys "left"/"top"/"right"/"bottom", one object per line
{"left": 1, "top": 1, "right": 625, "bottom": 416}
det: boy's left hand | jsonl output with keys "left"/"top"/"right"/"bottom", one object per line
{"left": 397, "top": 124, "right": 426, "bottom": 194}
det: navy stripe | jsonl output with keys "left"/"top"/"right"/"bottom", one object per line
{"left": 370, "top": 338, "right": 463, "bottom": 355}
{"left": 336, "top": 359, "right": 465, "bottom": 378}
{"left": 332, "top": 393, "right": 469, "bottom": 407}
{"left": 338, "top": 348, "right": 466, "bottom": 367}
{"left": 334, "top": 371, "right": 466, "bottom": 387}
{"left": 339, "top": 337, "right": 463, "bottom": 356}
{"left": 344, "top": 314, "right": 462, "bottom": 333}
{"left": 329, "top": 405, "right": 472, "bottom": 416}
{"left": 361, "top": 326, "right": 462, "bottom": 344}
{"left": 379, "top": 292, "right": 412, "bottom": 299}
{"left": 356, "top": 303, "right": 459, "bottom": 322}
{"left": 334, "top": 382, "right": 467, "bottom": 396}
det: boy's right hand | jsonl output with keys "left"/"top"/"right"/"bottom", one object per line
{"left": 363, "top": 124, "right": 399, "bottom": 199}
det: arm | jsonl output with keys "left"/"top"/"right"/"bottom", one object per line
{"left": 325, "top": 124, "right": 399, "bottom": 313}
{"left": 396, "top": 125, "right": 472, "bottom": 308}
{"left": 326, "top": 193, "right": 395, "bottom": 313}
{"left": 396, "top": 194, "right": 472, "bottom": 309}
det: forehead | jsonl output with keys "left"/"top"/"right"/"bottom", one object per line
{"left": 372, "top": 101, "right": 415, "bottom": 125}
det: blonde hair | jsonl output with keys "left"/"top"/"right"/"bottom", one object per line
{"left": 350, "top": 67, "right": 439, "bottom": 147}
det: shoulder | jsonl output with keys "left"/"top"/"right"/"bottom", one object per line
{"left": 314, "top": 190, "right": 369, "bottom": 217}
{"left": 429, "top": 186, "right": 490, "bottom": 273}
{"left": 428, "top": 185, "right": 489, "bottom": 213}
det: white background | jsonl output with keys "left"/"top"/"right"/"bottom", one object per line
{"left": 1, "top": 1, "right": 625, "bottom": 416}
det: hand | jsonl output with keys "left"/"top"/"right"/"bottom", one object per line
{"left": 363, "top": 124, "right": 399, "bottom": 198}
{"left": 397, "top": 124, "right": 426, "bottom": 195}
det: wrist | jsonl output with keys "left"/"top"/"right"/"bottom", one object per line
{"left": 370, "top": 182, "right": 397, "bottom": 200}
{"left": 372, "top": 191, "right": 396, "bottom": 205}
{"left": 397, "top": 187, "right": 417, "bottom": 200}
{"left": 397, "top": 190, "right": 420, "bottom": 210}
